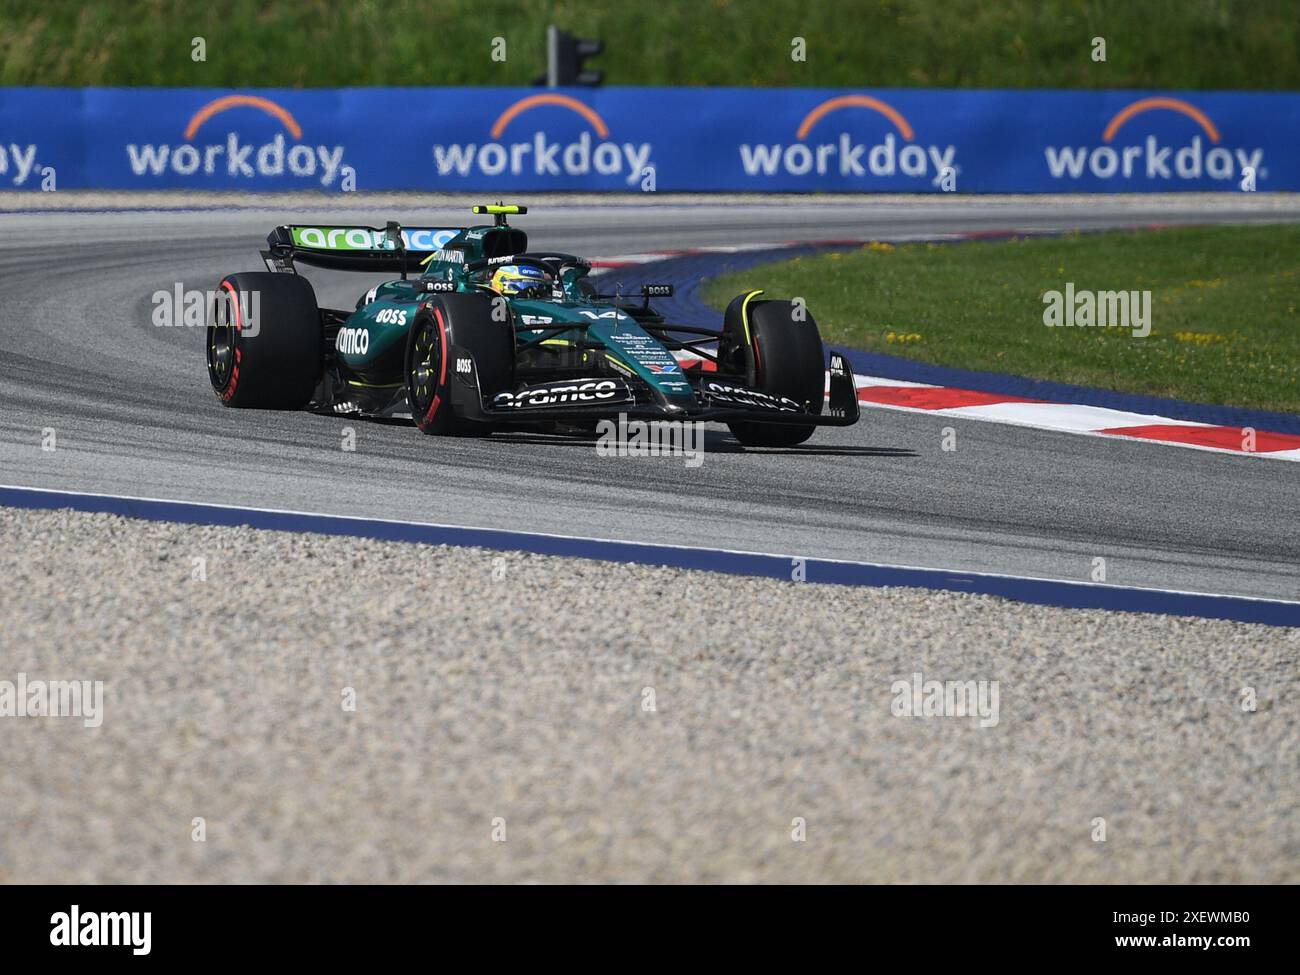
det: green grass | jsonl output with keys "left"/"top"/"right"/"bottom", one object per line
{"left": 701, "top": 224, "right": 1300, "bottom": 414}
{"left": 2, "top": 0, "right": 1299, "bottom": 88}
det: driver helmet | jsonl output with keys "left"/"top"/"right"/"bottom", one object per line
{"left": 489, "top": 263, "right": 550, "bottom": 296}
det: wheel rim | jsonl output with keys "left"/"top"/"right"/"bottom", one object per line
{"left": 207, "top": 292, "right": 236, "bottom": 389}
{"left": 408, "top": 318, "right": 441, "bottom": 416}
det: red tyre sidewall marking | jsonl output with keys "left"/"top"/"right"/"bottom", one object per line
{"left": 219, "top": 279, "right": 241, "bottom": 403}
{"left": 422, "top": 307, "right": 449, "bottom": 425}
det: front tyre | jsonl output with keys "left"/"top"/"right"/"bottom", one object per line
{"left": 720, "top": 293, "right": 824, "bottom": 447}
{"left": 407, "top": 294, "right": 515, "bottom": 436}
{"left": 406, "top": 305, "right": 460, "bottom": 435}
{"left": 207, "top": 272, "right": 321, "bottom": 409}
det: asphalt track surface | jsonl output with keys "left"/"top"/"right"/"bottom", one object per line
{"left": 2, "top": 196, "right": 1299, "bottom": 604}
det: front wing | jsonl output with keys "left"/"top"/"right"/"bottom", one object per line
{"left": 455, "top": 352, "right": 861, "bottom": 428}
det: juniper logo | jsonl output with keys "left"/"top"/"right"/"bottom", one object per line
{"left": 1044, "top": 97, "right": 1263, "bottom": 184}
{"left": 50, "top": 906, "right": 151, "bottom": 955}
{"left": 126, "top": 94, "right": 347, "bottom": 186}
{"left": 0, "top": 673, "right": 103, "bottom": 728}
{"left": 432, "top": 94, "right": 654, "bottom": 186}
{"left": 739, "top": 94, "right": 958, "bottom": 187}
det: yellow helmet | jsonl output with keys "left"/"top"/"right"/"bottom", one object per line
{"left": 489, "top": 263, "right": 549, "bottom": 296}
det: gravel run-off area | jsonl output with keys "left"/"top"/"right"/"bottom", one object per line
{"left": 1, "top": 505, "right": 1296, "bottom": 883}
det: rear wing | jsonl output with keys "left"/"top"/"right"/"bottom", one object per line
{"left": 264, "top": 224, "right": 463, "bottom": 273}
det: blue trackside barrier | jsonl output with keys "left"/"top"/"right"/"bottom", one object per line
{"left": 1, "top": 87, "right": 1297, "bottom": 192}
{"left": 2, "top": 484, "right": 1297, "bottom": 626}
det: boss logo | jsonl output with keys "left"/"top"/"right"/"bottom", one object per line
{"left": 373, "top": 307, "right": 408, "bottom": 325}
{"left": 456, "top": 358, "right": 473, "bottom": 374}
{"left": 335, "top": 327, "right": 370, "bottom": 356}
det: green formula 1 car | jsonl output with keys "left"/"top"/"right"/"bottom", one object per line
{"left": 206, "top": 204, "right": 859, "bottom": 446}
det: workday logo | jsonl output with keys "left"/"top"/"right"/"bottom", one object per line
{"left": 1044, "top": 97, "right": 1264, "bottom": 185}
{"left": 740, "top": 94, "right": 958, "bottom": 187}
{"left": 126, "top": 94, "right": 348, "bottom": 186}
{"left": 432, "top": 93, "right": 654, "bottom": 186}
{"left": 0, "top": 143, "right": 42, "bottom": 187}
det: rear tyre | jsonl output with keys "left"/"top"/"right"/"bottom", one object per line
{"left": 406, "top": 294, "right": 513, "bottom": 436}
{"left": 207, "top": 272, "right": 321, "bottom": 409}
{"left": 720, "top": 294, "right": 824, "bottom": 447}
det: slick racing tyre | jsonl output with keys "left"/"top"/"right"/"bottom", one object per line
{"left": 406, "top": 293, "right": 513, "bottom": 436}
{"left": 720, "top": 292, "right": 824, "bottom": 447}
{"left": 207, "top": 272, "right": 322, "bottom": 409}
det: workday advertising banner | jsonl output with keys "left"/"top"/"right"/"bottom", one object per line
{"left": 1, "top": 87, "right": 1297, "bottom": 192}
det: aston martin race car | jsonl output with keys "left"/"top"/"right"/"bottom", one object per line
{"left": 206, "top": 204, "right": 859, "bottom": 446}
